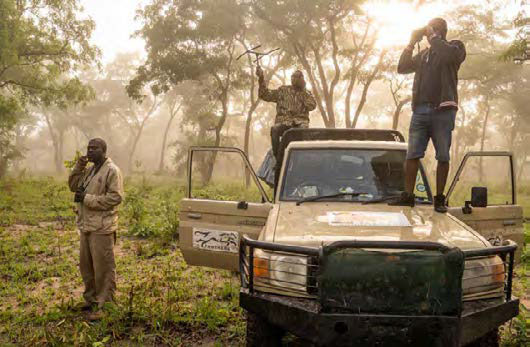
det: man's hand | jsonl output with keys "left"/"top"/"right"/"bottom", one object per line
{"left": 77, "top": 155, "right": 89, "bottom": 168}
{"left": 410, "top": 28, "right": 425, "bottom": 45}
{"left": 256, "top": 65, "right": 264, "bottom": 80}
{"left": 74, "top": 190, "right": 86, "bottom": 203}
{"left": 425, "top": 25, "right": 435, "bottom": 38}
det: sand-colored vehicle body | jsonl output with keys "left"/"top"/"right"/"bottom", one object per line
{"left": 179, "top": 129, "right": 522, "bottom": 346}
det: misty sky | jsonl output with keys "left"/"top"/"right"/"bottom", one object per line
{"left": 81, "top": 0, "right": 148, "bottom": 63}
{"left": 81, "top": 0, "right": 522, "bottom": 64}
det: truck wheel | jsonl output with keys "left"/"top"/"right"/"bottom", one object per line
{"left": 466, "top": 329, "right": 499, "bottom": 347}
{"left": 246, "top": 312, "right": 284, "bottom": 347}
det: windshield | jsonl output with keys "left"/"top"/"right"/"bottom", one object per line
{"left": 280, "top": 148, "right": 429, "bottom": 202}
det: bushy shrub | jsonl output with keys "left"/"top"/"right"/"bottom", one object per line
{"left": 123, "top": 187, "right": 158, "bottom": 238}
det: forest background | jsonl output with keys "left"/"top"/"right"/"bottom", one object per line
{"left": 0, "top": 0, "right": 528, "bottom": 345}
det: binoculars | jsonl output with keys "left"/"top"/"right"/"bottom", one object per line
{"left": 74, "top": 187, "right": 85, "bottom": 203}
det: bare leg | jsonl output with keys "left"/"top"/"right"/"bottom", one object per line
{"left": 436, "top": 161, "right": 449, "bottom": 196}
{"left": 404, "top": 159, "right": 420, "bottom": 194}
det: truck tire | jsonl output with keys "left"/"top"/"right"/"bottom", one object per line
{"left": 246, "top": 312, "right": 284, "bottom": 347}
{"left": 466, "top": 329, "right": 499, "bottom": 347}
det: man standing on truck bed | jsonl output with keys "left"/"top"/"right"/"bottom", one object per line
{"left": 392, "top": 18, "right": 466, "bottom": 213}
{"left": 256, "top": 66, "right": 317, "bottom": 162}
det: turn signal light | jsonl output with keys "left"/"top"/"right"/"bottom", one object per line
{"left": 253, "top": 258, "right": 269, "bottom": 278}
{"left": 491, "top": 261, "right": 505, "bottom": 283}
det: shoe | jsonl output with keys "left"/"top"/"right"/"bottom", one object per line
{"left": 388, "top": 192, "right": 415, "bottom": 207}
{"left": 87, "top": 310, "right": 105, "bottom": 321}
{"left": 434, "top": 194, "right": 448, "bottom": 213}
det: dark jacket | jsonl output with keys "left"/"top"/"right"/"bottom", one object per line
{"left": 398, "top": 37, "right": 466, "bottom": 110}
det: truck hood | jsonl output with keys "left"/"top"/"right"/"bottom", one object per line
{"left": 272, "top": 202, "right": 489, "bottom": 250}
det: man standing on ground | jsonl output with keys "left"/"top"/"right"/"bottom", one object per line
{"left": 256, "top": 66, "right": 317, "bottom": 161}
{"left": 68, "top": 138, "right": 123, "bottom": 320}
{"left": 391, "top": 18, "right": 466, "bottom": 213}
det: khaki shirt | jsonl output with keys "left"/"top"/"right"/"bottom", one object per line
{"left": 258, "top": 81, "right": 317, "bottom": 126}
{"left": 68, "top": 158, "right": 124, "bottom": 234}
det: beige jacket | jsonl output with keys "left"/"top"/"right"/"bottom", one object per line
{"left": 68, "top": 158, "right": 124, "bottom": 234}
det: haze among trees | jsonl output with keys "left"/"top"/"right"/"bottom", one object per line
{"left": 0, "top": 1, "right": 528, "bottom": 345}
{"left": 1, "top": 0, "right": 528, "bottom": 185}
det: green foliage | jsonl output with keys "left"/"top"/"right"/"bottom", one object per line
{"left": 0, "top": 177, "right": 75, "bottom": 226}
{"left": 64, "top": 150, "right": 83, "bottom": 170}
{"left": 0, "top": 226, "right": 244, "bottom": 345}
{"left": 0, "top": 176, "right": 245, "bottom": 345}
{"left": 124, "top": 186, "right": 158, "bottom": 238}
{"left": 192, "top": 182, "right": 267, "bottom": 203}
{"left": 500, "top": 39, "right": 527, "bottom": 62}
{"left": 0, "top": 176, "right": 527, "bottom": 345}
{"left": 128, "top": 0, "right": 245, "bottom": 99}
{"left": 0, "top": 0, "right": 99, "bottom": 177}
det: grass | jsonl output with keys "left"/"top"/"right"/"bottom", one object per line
{"left": 0, "top": 176, "right": 527, "bottom": 346}
{"left": 0, "top": 176, "right": 245, "bottom": 346}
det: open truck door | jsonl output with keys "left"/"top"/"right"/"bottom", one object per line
{"left": 179, "top": 147, "right": 272, "bottom": 271}
{"left": 446, "top": 151, "right": 525, "bottom": 260}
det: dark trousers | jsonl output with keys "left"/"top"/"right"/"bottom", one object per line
{"left": 271, "top": 123, "right": 308, "bottom": 161}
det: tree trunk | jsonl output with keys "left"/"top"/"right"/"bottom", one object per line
{"left": 54, "top": 130, "right": 65, "bottom": 174}
{"left": 478, "top": 98, "right": 491, "bottom": 182}
{"left": 344, "top": 72, "right": 357, "bottom": 128}
{"left": 158, "top": 106, "right": 180, "bottom": 173}
{"left": 517, "top": 148, "right": 528, "bottom": 183}
{"left": 352, "top": 50, "right": 387, "bottom": 128}
{"left": 293, "top": 43, "right": 331, "bottom": 127}
{"left": 244, "top": 102, "right": 259, "bottom": 187}
{"left": 204, "top": 90, "right": 229, "bottom": 184}
{"left": 452, "top": 106, "right": 467, "bottom": 173}
{"left": 392, "top": 97, "right": 411, "bottom": 130}
{"left": 43, "top": 113, "right": 65, "bottom": 174}
{"left": 0, "top": 157, "right": 7, "bottom": 179}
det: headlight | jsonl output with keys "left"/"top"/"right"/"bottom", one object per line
{"left": 251, "top": 250, "right": 309, "bottom": 294}
{"left": 269, "top": 255, "right": 307, "bottom": 291}
{"left": 463, "top": 255, "right": 505, "bottom": 300}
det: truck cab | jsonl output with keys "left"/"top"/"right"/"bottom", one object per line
{"left": 179, "top": 129, "right": 523, "bottom": 346}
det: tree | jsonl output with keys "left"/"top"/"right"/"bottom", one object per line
{"left": 252, "top": 0, "right": 386, "bottom": 128}
{"left": 0, "top": 99, "right": 21, "bottom": 177}
{"left": 387, "top": 75, "right": 411, "bottom": 130}
{"left": 0, "top": 0, "right": 99, "bottom": 177}
{"left": 42, "top": 109, "right": 72, "bottom": 173}
{"left": 158, "top": 88, "right": 182, "bottom": 173}
{"left": 237, "top": 44, "right": 286, "bottom": 185}
{"left": 129, "top": 0, "right": 249, "bottom": 182}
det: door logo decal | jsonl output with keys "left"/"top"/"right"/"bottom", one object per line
{"left": 192, "top": 228, "right": 239, "bottom": 253}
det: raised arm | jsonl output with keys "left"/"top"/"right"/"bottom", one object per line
{"left": 398, "top": 29, "right": 424, "bottom": 74}
{"left": 83, "top": 167, "right": 124, "bottom": 211}
{"left": 397, "top": 45, "right": 421, "bottom": 74}
{"left": 257, "top": 66, "right": 280, "bottom": 102}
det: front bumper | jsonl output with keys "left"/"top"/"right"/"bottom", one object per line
{"left": 240, "top": 289, "right": 519, "bottom": 346}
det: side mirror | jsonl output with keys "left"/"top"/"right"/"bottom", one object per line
{"left": 471, "top": 187, "right": 487, "bottom": 207}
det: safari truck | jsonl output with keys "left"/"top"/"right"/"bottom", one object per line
{"left": 179, "top": 129, "right": 523, "bottom": 346}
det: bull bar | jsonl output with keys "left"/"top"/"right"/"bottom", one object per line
{"left": 239, "top": 235, "right": 519, "bottom": 346}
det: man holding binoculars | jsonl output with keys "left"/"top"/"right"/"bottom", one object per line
{"left": 391, "top": 18, "right": 466, "bottom": 213}
{"left": 68, "top": 138, "right": 123, "bottom": 319}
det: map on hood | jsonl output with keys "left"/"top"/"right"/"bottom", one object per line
{"left": 323, "top": 211, "right": 411, "bottom": 227}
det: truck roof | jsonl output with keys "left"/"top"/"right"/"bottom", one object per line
{"left": 287, "top": 140, "right": 408, "bottom": 151}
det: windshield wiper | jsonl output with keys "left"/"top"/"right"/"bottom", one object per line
{"left": 361, "top": 195, "right": 432, "bottom": 205}
{"left": 361, "top": 195, "right": 402, "bottom": 205}
{"left": 296, "top": 192, "right": 369, "bottom": 206}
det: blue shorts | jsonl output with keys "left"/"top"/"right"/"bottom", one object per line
{"left": 406, "top": 104, "right": 457, "bottom": 162}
